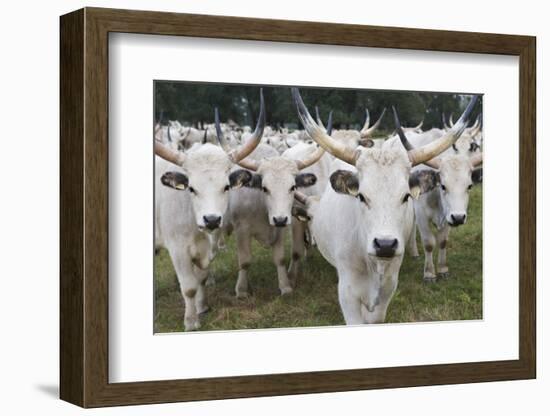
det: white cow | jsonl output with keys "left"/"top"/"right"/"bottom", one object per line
{"left": 215, "top": 110, "right": 325, "bottom": 297}
{"left": 392, "top": 115, "right": 483, "bottom": 282}
{"left": 291, "top": 88, "right": 478, "bottom": 324}
{"left": 154, "top": 91, "right": 266, "bottom": 330}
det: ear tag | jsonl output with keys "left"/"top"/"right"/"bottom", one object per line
{"left": 410, "top": 186, "right": 421, "bottom": 200}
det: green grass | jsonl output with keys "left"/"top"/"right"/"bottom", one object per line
{"left": 154, "top": 186, "right": 482, "bottom": 332}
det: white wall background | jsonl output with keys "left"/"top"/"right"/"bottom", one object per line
{"left": 0, "top": 0, "right": 545, "bottom": 414}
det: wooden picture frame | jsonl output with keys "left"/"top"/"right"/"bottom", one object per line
{"left": 60, "top": 7, "right": 536, "bottom": 408}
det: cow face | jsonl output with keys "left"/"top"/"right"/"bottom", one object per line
{"left": 437, "top": 154, "right": 477, "bottom": 227}
{"left": 248, "top": 157, "right": 317, "bottom": 227}
{"left": 160, "top": 144, "right": 252, "bottom": 231}
{"left": 331, "top": 147, "right": 435, "bottom": 259}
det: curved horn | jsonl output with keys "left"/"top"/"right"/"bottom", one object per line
{"left": 295, "top": 145, "right": 326, "bottom": 170}
{"left": 408, "top": 95, "right": 479, "bottom": 167}
{"left": 470, "top": 152, "right": 483, "bottom": 167}
{"left": 393, "top": 106, "right": 440, "bottom": 169}
{"left": 315, "top": 106, "right": 326, "bottom": 130}
{"left": 361, "top": 108, "right": 371, "bottom": 133}
{"left": 234, "top": 157, "right": 260, "bottom": 171}
{"left": 449, "top": 113, "right": 455, "bottom": 127}
{"left": 155, "top": 140, "right": 186, "bottom": 166}
{"left": 414, "top": 119, "right": 424, "bottom": 131}
{"left": 292, "top": 88, "right": 359, "bottom": 166}
{"left": 231, "top": 88, "right": 266, "bottom": 162}
{"left": 166, "top": 125, "right": 173, "bottom": 142}
{"left": 215, "top": 107, "right": 231, "bottom": 152}
{"left": 361, "top": 108, "right": 386, "bottom": 138}
{"left": 442, "top": 112, "right": 450, "bottom": 130}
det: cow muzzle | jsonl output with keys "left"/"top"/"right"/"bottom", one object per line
{"left": 203, "top": 214, "right": 222, "bottom": 231}
{"left": 448, "top": 213, "right": 467, "bottom": 227}
{"left": 272, "top": 216, "right": 289, "bottom": 227}
{"left": 373, "top": 238, "right": 398, "bottom": 258}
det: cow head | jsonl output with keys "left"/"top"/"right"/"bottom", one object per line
{"left": 246, "top": 155, "right": 319, "bottom": 227}
{"left": 395, "top": 106, "right": 483, "bottom": 228}
{"left": 155, "top": 90, "right": 266, "bottom": 231}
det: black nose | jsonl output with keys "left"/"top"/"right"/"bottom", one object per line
{"left": 203, "top": 215, "right": 222, "bottom": 230}
{"left": 273, "top": 216, "right": 288, "bottom": 227}
{"left": 450, "top": 214, "right": 466, "bottom": 226}
{"left": 373, "top": 238, "right": 398, "bottom": 258}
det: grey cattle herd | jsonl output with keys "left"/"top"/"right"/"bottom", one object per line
{"left": 154, "top": 88, "right": 483, "bottom": 330}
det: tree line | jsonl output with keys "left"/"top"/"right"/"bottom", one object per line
{"left": 154, "top": 81, "right": 482, "bottom": 132}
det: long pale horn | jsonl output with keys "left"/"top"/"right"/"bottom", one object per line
{"left": 449, "top": 113, "right": 455, "bottom": 127}
{"left": 361, "top": 108, "right": 386, "bottom": 137}
{"left": 470, "top": 152, "right": 483, "bottom": 167}
{"left": 292, "top": 88, "right": 359, "bottom": 166}
{"left": 413, "top": 119, "right": 424, "bottom": 131}
{"left": 315, "top": 106, "right": 326, "bottom": 130}
{"left": 407, "top": 95, "right": 478, "bottom": 166}
{"left": 166, "top": 125, "right": 173, "bottom": 142}
{"left": 235, "top": 157, "right": 260, "bottom": 171}
{"left": 230, "top": 88, "right": 266, "bottom": 162}
{"left": 155, "top": 140, "right": 186, "bottom": 166}
{"left": 361, "top": 109, "right": 371, "bottom": 132}
{"left": 393, "top": 106, "right": 440, "bottom": 169}
{"left": 295, "top": 145, "right": 326, "bottom": 170}
{"left": 442, "top": 112, "right": 450, "bottom": 130}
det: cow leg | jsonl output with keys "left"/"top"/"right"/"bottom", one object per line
{"left": 235, "top": 229, "right": 252, "bottom": 298}
{"left": 288, "top": 220, "right": 306, "bottom": 286}
{"left": 337, "top": 276, "right": 364, "bottom": 325}
{"left": 194, "top": 266, "right": 210, "bottom": 315}
{"left": 415, "top": 210, "right": 437, "bottom": 282}
{"left": 436, "top": 225, "right": 451, "bottom": 279}
{"left": 408, "top": 221, "right": 420, "bottom": 258}
{"left": 363, "top": 274, "right": 398, "bottom": 324}
{"left": 273, "top": 229, "right": 293, "bottom": 295}
{"left": 168, "top": 248, "right": 201, "bottom": 331}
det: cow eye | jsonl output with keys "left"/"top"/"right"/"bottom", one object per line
{"left": 224, "top": 184, "right": 230, "bottom": 192}
{"left": 467, "top": 184, "right": 473, "bottom": 191}
{"left": 289, "top": 185, "right": 296, "bottom": 192}
{"left": 441, "top": 184, "right": 446, "bottom": 192}
{"left": 402, "top": 193, "right": 412, "bottom": 203}
{"left": 188, "top": 186, "right": 196, "bottom": 194}
{"left": 262, "top": 186, "right": 269, "bottom": 194}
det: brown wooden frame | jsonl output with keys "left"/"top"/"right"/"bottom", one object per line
{"left": 60, "top": 7, "right": 536, "bottom": 408}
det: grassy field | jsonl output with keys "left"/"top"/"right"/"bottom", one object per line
{"left": 154, "top": 186, "right": 482, "bottom": 332}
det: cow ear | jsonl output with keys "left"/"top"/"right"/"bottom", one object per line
{"left": 409, "top": 169, "right": 440, "bottom": 198}
{"left": 245, "top": 174, "right": 263, "bottom": 189}
{"left": 471, "top": 167, "right": 483, "bottom": 184}
{"left": 295, "top": 173, "right": 317, "bottom": 188}
{"left": 291, "top": 206, "right": 311, "bottom": 222}
{"left": 161, "top": 171, "right": 189, "bottom": 190}
{"left": 229, "top": 169, "right": 252, "bottom": 189}
{"left": 330, "top": 170, "right": 359, "bottom": 196}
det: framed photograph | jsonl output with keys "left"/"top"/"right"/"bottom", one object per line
{"left": 60, "top": 7, "right": 536, "bottom": 408}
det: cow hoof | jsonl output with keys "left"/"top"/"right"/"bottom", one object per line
{"left": 236, "top": 290, "right": 249, "bottom": 299}
{"left": 438, "top": 272, "right": 450, "bottom": 279}
{"left": 280, "top": 286, "right": 293, "bottom": 296}
{"left": 184, "top": 317, "right": 201, "bottom": 331}
{"left": 423, "top": 276, "right": 437, "bottom": 284}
